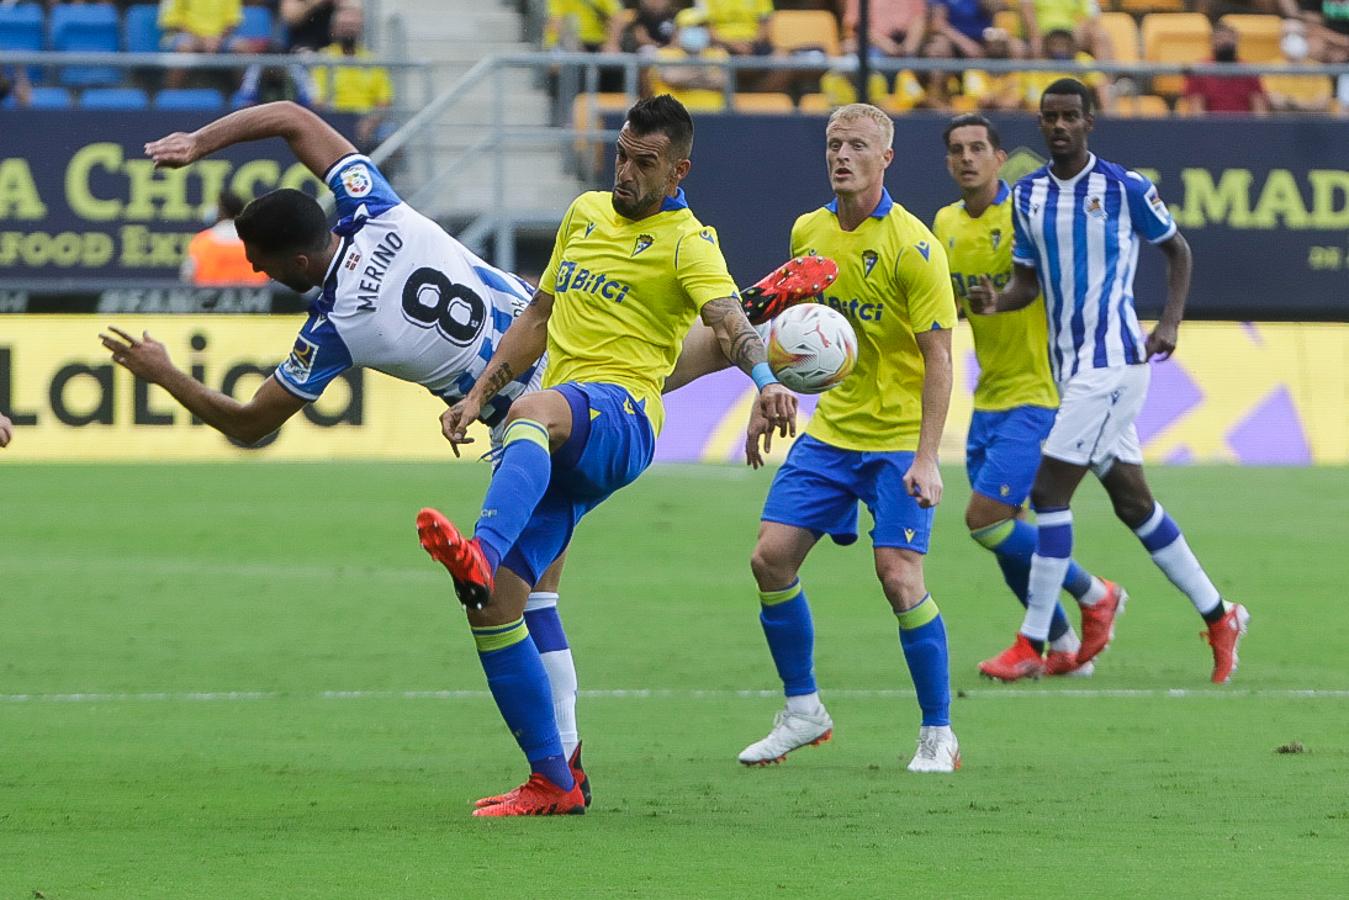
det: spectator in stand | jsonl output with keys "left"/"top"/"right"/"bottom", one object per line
{"left": 281, "top": 0, "right": 337, "bottom": 52}
{"left": 312, "top": 0, "right": 394, "bottom": 153}
{"left": 234, "top": 61, "right": 318, "bottom": 107}
{"left": 0, "top": 67, "right": 33, "bottom": 108}
{"left": 1023, "top": 28, "right": 1110, "bottom": 111}
{"left": 648, "top": 8, "right": 731, "bottom": 109}
{"left": 621, "top": 0, "right": 679, "bottom": 55}
{"left": 544, "top": 0, "right": 622, "bottom": 53}
{"left": 159, "top": 0, "right": 244, "bottom": 54}
{"left": 1278, "top": 0, "right": 1349, "bottom": 63}
{"left": 963, "top": 26, "right": 1028, "bottom": 109}
{"left": 1019, "top": 0, "right": 1111, "bottom": 61}
{"left": 703, "top": 0, "right": 791, "bottom": 92}
{"left": 931, "top": 0, "right": 996, "bottom": 58}
{"left": 843, "top": 0, "right": 928, "bottom": 60}
{"left": 1262, "top": 17, "right": 1333, "bottom": 111}
{"left": 890, "top": 30, "right": 959, "bottom": 111}
{"left": 1183, "top": 22, "right": 1269, "bottom": 113}
{"left": 181, "top": 189, "right": 271, "bottom": 286}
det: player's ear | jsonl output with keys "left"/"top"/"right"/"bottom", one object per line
{"left": 882, "top": 147, "right": 894, "bottom": 168}
{"left": 672, "top": 157, "right": 691, "bottom": 182}
{"left": 996, "top": 149, "right": 1008, "bottom": 164}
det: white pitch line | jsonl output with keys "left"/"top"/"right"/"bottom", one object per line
{"left": 3, "top": 688, "right": 1349, "bottom": 704}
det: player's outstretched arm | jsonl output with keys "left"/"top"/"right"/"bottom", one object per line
{"left": 701, "top": 296, "right": 797, "bottom": 427}
{"left": 1147, "top": 231, "right": 1193, "bottom": 360}
{"left": 0, "top": 412, "right": 13, "bottom": 448}
{"left": 904, "top": 327, "right": 953, "bottom": 509}
{"left": 440, "top": 289, "right": 555, "bottom": 454}
{"left": 99, "top": 327, "right": 305, "bottom": 446}
{"left": 144, "top": 101, "right": 356, "bottom": 182}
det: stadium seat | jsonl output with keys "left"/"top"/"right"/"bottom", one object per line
{"left": 80, "top": 86, "right": 150, "bottom": 109}
{"left": 769, "top": 10, "right": 840, "bottom": 57}
{"left": 27, "top": 86, "right": 76, "bottom": 109}
{"left": 50, "top": 3, "right": 122, "bottom": 87}
{"left": 1219, "top": 14, "right": 1283, "bottom": 63}
{"left": 1141, "top": 13, "right": 1212, "bottom": 97}
{"left": 233, "top": 5, "right": 277, "bottom": 48}
{"left": 154, "top": 87, "right": 225, "bottom": 111}
{"left": 798, "top": 92, "right": 833, "bottom": 114}
{"left": 730, "top": 92, "right": 794, "bottom": 113}
{"left": 1118, "top": 0, "right": 1187, "bottom": 13}
{"left": 122, "top": 4, "right": 162, "bottom": 54}
{"left": 1100, "top": 12, "right": 1141, "bottom": 63}
{"left": 1114, "top": 93, "right": 1170, "bottom": 117}
{"left": 0, "top": 3, "right": 44, "bottom": 52}
{"left": 1261, "top": 71, "right": 1333, "bottom": 109}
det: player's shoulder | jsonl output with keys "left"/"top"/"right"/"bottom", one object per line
{"left": 1093, "top": 156, "right": 1152, "bottom": 191}
{"left": 1012, "top": 165, "right": 1051, "bottom": 194}
{"left": 792, "top": 205, "right": 834, "bottom": 235}
{"left": 933, "top": 199, "right": 965, "bottom": 228}
{"left": 883, "top": 199, "right": 939, "bottom": 244}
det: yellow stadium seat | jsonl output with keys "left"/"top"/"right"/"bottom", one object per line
{"left": 1099, "top": 12, "right": 1141, "bottom": 63}
{"left": 1142, "top": 13, "right": 1212, "bottom": 96}
{"left": 730, "top": 92, "right": 796, "bottom": 113}
{"left": 769, "top": 10, "right": 840, "bottom": 57}
{"left": 1261, "top": 72, "right": 1334, "bottom": 109}
{"left": 798, "top": 92, "right": 834, "bottom": 114}
{"left": 1220, "top": 14, "right": 1283, "bottom": 63}
{"left": 1114, "top": 93, "right": 1170, "bottom": 117}
{"left": 1119, "top": 0, "right": 1187, "bottom": 13}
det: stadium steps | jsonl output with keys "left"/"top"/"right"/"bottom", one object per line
{"left": 379, "top": 0, "right": 588, "bottom": 222}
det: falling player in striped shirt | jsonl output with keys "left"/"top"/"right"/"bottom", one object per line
{"left": 967, "top": 79, "right": 1250, "bottom": 684}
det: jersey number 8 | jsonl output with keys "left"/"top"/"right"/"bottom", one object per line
{"left": 401, "top": 266, "right": 487, "bottom": 346}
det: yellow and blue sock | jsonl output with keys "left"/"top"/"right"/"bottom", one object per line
{"left": 897, "top": 595, "right": 950, "bottom": 727}
{"left": 472, "top": 617, "right": 573, "bottom": 790}
{"left": 972, "top": 518, "right": 1096, "bottom": 641}
{"left": 758, "top": 580, "right": 817, "bottom": 697}
{"left": 474, "top": 418, "right": 552, "bottom": 573}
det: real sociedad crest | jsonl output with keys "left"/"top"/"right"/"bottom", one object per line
{"left": 861, "top": 249, "right": 879, "bottom": 277}
{"left": 632, "top": 233, "right": 654, "bottom": 256}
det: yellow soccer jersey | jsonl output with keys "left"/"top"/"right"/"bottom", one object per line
{"left": 540, "top": 189, "right": 738, "bottom": 435}
{"left": 791, "top": 189, "right": 957, "bottom": 453}
{"left": 932, "top": 182, "right": 1058, "bottom": 411}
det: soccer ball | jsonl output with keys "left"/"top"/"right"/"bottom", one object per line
{"left": 767, "top": 303, "right": 858, "bottom": 394}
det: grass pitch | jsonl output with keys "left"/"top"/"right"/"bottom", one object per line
{"left": 3, "top": 462, "right": 1347, "bottom": 898}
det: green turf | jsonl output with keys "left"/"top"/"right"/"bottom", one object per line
{"left": 3, "top": 462, "right": 1347, "bottom": 898}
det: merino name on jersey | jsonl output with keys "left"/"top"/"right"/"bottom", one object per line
{"left": 272, "top": 154, "right": 541, "bottom": 427}
{"left": 791, "top": 189, "right": 957, "bottom": 453}
{"left": 539, "top": 189, "right": 739, "bottom": 435}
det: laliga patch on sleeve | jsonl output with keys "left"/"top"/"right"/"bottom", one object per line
{"left": 281, "top": 335, "right": 318, "bottom": 383}
{"left": 341, "top": 163, "right": 374, "bottom": 198}
{"left": 1146, "top": 186, "right": 1166, "bottom": 213}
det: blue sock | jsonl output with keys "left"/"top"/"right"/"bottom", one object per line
{"left": 758, "top": 580, "right": 817, "bottom": 696}
{"left": 972, "top": 519, "right": 1071, "bottom": 642}
{"left": 897, "top": 595, "right": 950, "bottom": 727}
{"left": 474, "top": 418, "right": 552, "bottom": 573}
{"left": 473, "top": 617, "right": 573, "bottom": 790}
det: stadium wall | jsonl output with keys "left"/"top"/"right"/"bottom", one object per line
{"left": 1, "top": 317, "right": 1343, "bottom": 464}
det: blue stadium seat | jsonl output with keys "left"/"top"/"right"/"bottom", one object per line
{"left": 122, "top": 4, "right": 163, "bottom": 53}
{"left": 0, "top": 3, "right": 45, "bottom": 83}
{"left": 50, "top": 3, "right": 122, "bottom": 87}
{"left": 154, "top": 87, "right": 224, "bottom": 111}
{"left": 234, "top": 6, "right": 276, "bottom": 47}
{"left": 28, "top": 86, "right": 76, "bottom": 109}
{"left": 80, "top": 86, "right": 149, "bottom": 109}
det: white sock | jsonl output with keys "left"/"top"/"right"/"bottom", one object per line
{"left": 1079, "top": 577, "right": 1108, "bottom": 607}
{"left": 1151, "top": 538, "right": 1223, "bottom": 617}
{"left": 526, "top": 592, "right": 580, "bottom": 759}
{"left": 786, "top": 692, "right": 825, "bottom": 716}
{"left": 1049, "top": 628, "right": 1081, "bottom": 654}
{"left": 1024, "top": 553, "right": 1071, "bottom": 642}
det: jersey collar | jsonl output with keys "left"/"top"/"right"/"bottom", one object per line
{"left": 660, "top": 188, "right": 689, "bottom": 212}
{"left": 825, "top": 187, "right": 893, "bottom": 219}
{"left": 993, "top": 180, "right": 1011, "bottom": 204}
{"left": 1048, "top": 153, "right": 1097, "bottom": 188}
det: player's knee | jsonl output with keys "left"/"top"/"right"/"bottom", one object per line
{"left": 1110, "top": 492, "right": 1155, "bottom": 529}
{"left": 876, "top": 558, "right": 926, "bottom": 609}
{"left": 750, "top": 545, "right": 795, "bottom": 591}
{"left": 1029, "top": 482, "right": 1064, "bottom": 512}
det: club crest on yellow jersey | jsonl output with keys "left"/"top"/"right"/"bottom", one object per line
{"left": 990, "top": 228, "right": 1002, "bottom": 250}
{"left": 632, "top": 233, "right": 655, "bottom": 256}
{"left": 861, "top": 249, "right": 879, "bottom": 277}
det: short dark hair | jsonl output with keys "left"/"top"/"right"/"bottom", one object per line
{"left": 1040, "top": 77, "right": 1094, "bottom": 116}
{"left": 943, "top": 114, "right": 1001, "bottom": 150}
{"left": 625, "top": 93, "right": 694, "bottom": 160}
{"left": 217, "top": 189, "right": 247, "bottom": 221}
{"left": 235, "top": 188, "right": 330, "bottom": 255}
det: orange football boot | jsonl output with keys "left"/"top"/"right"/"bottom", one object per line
{"left": 1076, "top": 579, "right": 1127, "bottom": 666}
{"left": 740, "top": 255, "right": 839, "bottom": 325}
{"left": 978, "top": 634, "right": 1046, "bottom": 682}
{"left": 1202, "top": 603, "right": 1251, "bottom": 684}
{"left": 471, "top": 773, "right": 586, "bottom": 817}
{"left": 416, "top": 507, "right": 494, "bottom": 610}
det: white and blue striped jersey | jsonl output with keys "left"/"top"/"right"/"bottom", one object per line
{"left": 1010, "top": 153, "right": 1177, "bottom": 381}
{"left": 272, "top": 153, "right": 541, "bottom": 427}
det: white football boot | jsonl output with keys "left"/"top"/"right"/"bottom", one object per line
{"left": 906, "top": 725, "right": 961, "bottom": 773}
{"left": 737, "top": 707, "right": 834, "bottom": 766}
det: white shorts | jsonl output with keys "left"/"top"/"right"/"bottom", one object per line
{"left": 1043, "top": 364, "right": 1149, "bottom": 475}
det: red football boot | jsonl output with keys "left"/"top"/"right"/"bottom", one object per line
{"left": 1076, "top": 579, "right": 1127, "bottom": 667}
{"left": 740, "top": 255, "right": 839, "bottom": 325}
{"left": 471, "top": 773, "right": 586, "bottom": 817}
{"left": 1202, "top": 603, "right": 1251, "bottom": 684}
{"left": 977, "top": 634, "right": 1046, "bottom": 682}
{"left": 416, "top": 507, "right": 494, "bottom": 610}
{"left": 476, "top": 743, "right": 590, "bottom": 809}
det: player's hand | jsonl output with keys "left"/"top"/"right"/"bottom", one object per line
{"left": 965, "top": 276, "right": 999, "bottom": 315}
{"left": 0, "top": 413, "right": 12, "bottom": 449}
{"left": 903, "top": 453, "right": 943, "bottom": 509}
{"left": 1145, "top": 320, "right": 1179, "bottom": 361}
{"left": 756, "top": 383, "right": 797, "bottom": 440}
{"left": 744, "top": 403, "right": 775, "bottom": 469}
{"left": 100, "top": 327, "right": 173, "bottom": 383}
{"left": 440, "top": 399, "right": 480, "bottom": 457}
{"left": 144, "top": 131, "right": 202, "bottom": 169}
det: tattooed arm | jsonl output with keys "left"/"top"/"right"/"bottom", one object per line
{"left": 439, "top": 288, "right": 554, "bottom": 455}
{"left": 699, "top": 296, "right": 799, "bottom": 468}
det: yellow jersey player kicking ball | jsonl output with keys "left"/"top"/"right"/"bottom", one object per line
{"left": 687, "top": 103, "right": 962, "bottom": 772}
{"left": 415, "top": 95, "right": 798, "bottom": 816}
{"left": 933, "top": 114, "right": 1125, "bottom": 680}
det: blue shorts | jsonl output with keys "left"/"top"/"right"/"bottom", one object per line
{"left": 761, "top": 434, "right": 933, "bottom": 552}
{"left": 965, "top": 405, "right": 1057, "bottom": 507}
{"left": 500, "top": 382, "right": 655, "bottom": 585}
